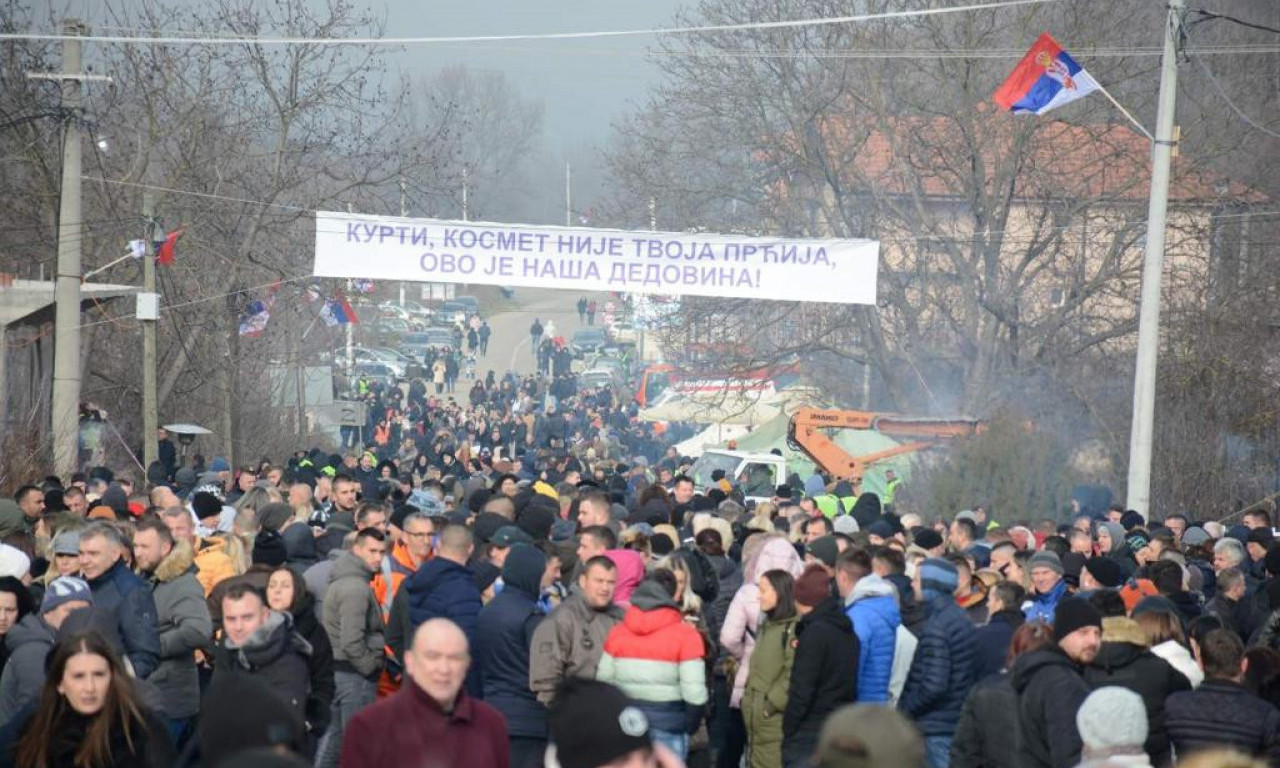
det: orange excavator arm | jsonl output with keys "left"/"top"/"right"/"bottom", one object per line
{"left": 786, "top": 406, "right": 984, "bottom": 485}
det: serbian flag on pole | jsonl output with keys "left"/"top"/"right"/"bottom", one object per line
{"left": 993, "top": 33, "right": 1100, "bottom": 115}
{"left": 321, "top": 293, "right": 359, "bottom": 326}
{"left": 238, "top": 300, "right": 270, "bottom": 337}
{"left": 154, "top": 227, "right": 186, "bottom": 266}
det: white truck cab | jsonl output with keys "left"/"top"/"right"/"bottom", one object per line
{"left": 688, "top": 449, "right": 788, "bottom": 505}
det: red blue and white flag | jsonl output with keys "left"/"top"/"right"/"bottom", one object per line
{"left": 993, "top": 33, "right": 1100, "bottom": 115}
{"left": 321, "top": 293, "right": 359, "bottom": 326}
{"left": 238, "top": 300, "right": 270, "bottom": 337}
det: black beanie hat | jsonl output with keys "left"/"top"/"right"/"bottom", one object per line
{"left": 1083, "top": 556, "right": 1126, "bottom": 588}
{"left": 548, "top": 679, "right": 651, "bottom": 768}
{"left": 1053, "top": 595, "right": 1103, "bottom": 643}
{"left": 913, "top": 529, "right": 943, "bottom": 550}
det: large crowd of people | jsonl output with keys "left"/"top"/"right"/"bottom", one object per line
{"left": 3, "top": 363, "right": 1280, "bottom": 768}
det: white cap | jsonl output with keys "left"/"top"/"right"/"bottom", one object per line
{"left": 0, "top": 544, "right": 31, "bottom": 580}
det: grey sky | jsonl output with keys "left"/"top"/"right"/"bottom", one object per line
{"left": 383, "top": 0, "right": 687, "bottom": 149}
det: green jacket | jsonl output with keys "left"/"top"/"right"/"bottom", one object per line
{"left": 742, "top": 614, "right": 800, "bottom": 768}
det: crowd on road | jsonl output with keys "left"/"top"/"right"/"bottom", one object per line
{"left": 5, "top": 361, "right": 1280, "bottom": 768}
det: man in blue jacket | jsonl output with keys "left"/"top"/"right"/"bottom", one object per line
{"left": 899, "top": 558, "right": 976, "bottom": 768}
{"left": 475, "top": 544, "right": 548, "bottom": 768}
{"left": 79, "top": 521, "right": 161, "bottom": 678}
{"left": 1024, "top": 551, "right": 1068, "bottom": 624}
{"left": 835, "top": 547, "right": 901, "bottom": 703}
{"left": 387, "top": 524, "right": 483, "bottom": 695}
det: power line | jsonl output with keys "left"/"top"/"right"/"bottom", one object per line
{"left": 1191, "top": 54, "right": 1280, "bottom": 139}
{"left": 1189, "top": 9, "right": 1280, "bottom": 37}
{"left": 1, "top": 0, "right": 1072, "bottom": 47}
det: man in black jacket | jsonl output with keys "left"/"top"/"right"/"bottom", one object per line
{"left": 783, "top": 564, "right": 858, "bottom": 768}
{"left": 971, "top": 581, "right": 1025, "bottom": 682}
{"left": 1166, "top": 628, "right": 1280, "bottom": 763}
{"left": 1011, "top": 596, "right": 1101, "bottom": 768}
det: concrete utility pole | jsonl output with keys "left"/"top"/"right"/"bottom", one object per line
{"left": 398, "top": 178, "right": 407, "bottom": 308}
{"left": 565, "top": 162, "right": 572, "bottom": 227}
{"left": 1126, "top": 0, "right": 1184, "bottom": 520}
{"left": 50, "top": 20, "right": 86, "bottom": 479}
{"left": 142, "top": 194, "right": 158, "bottom": 470}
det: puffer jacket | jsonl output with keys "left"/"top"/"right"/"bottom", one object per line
{"left": 1010, "top": 645, "right": 1091, "bottom": 768}
{"left": 475, "top": 545, "right": 547, "bottom": 739}
{"left": 0, "top": 614, "right": 56, "bottom": 725}
{"left": 741, "top": 614, "right": 799, "bottom": 768}
{"left": 951, "top": 673, "right": 1020, "bottom": 768}
{"left": 323, "top": 552, "right": 384, "bottom": 679}
{"left": 844, "top": 573, "right": 900, "bottom": 703}
{"left": 971, "top": 609, "right": 1024, "bottom": 682}
{"left": 193, "top": 535, "right": 237, "bottom": 596}
{"left": 1166, "top": 678, "right": 1280, "bottom": 763}
{"left": 390, "top": 556, "right": 481, "bottom": 663}
{"left": 1083, "top": 617, "right": 1191, "bottom": 767}
{"left": 147, "top": 540, "right": 213, "bottom": 720}
{"left": 597, "top": 581, "right": 708, "bottom": 734}
{"left": 528, "top": 592, "right": 623, "bottom": 705}
{"left": 720, "top": 537, "right": 804, "bottom": 708}
{"left": 782, "top": 597, "right": 858, "bottom": 765}
{"left": 898, "top": 593, "right": 976, "bottom": 736}
{"left": 1023, "top": 578, "right": 1067, "bottom": 624}
{"left": 87, "top": 557, "right": 161, "bottom": 678}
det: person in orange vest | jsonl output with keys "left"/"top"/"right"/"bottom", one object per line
{"left": 372, "top": 510, "right": 435, "bottom": 696}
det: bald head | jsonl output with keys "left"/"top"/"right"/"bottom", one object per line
{"left": 406, "top": 618, "right": 471, "bottom": 710}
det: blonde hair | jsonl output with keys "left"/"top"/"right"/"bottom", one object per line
{"left": 654, "top": 555, "right": 703, "bottom": 617}
{"left": 1176, "top": 750, "right": 1268, "bottom": 768}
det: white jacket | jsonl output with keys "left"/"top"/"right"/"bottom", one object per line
{"left": 1150, "top": 639, "right": 1203, "bottom": 687}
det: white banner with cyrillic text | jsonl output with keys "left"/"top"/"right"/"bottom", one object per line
{"left": 313, "top": 212, "right": 879, "bottom": 304}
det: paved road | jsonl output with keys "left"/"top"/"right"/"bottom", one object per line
{"left": 474, "top": 288, "right": 613, "bottom": 379}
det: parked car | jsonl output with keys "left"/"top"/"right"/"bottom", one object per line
{"left": 453, "top": 295, "right": 482, "bottom": 315}
{"left": 402, "top": 328, "right": 457, "bottom": 358}
{"left": 579, "top": 369, "right": 618, "bottom": 390}
{"left": 570, "top": 328, "right": 610, "bottom": 357}
{"left": 350, "top": 361, "right": 399, "bottom": 389}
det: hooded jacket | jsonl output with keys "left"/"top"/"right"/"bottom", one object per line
{"left": 475, "top": 545, "right": 547, "bottom": 739}
{"left": 605, "top": 549, "right": 646, "bottom": 607}
{"left": 1099, "top": 521, "right": 1139, "bottom": 577}
{"left": 212, "top": 610, "right": 318, "bottom": 729}
{"left": 0, "top": 613, "right": 56, "bottom": 725}
{"left": 87, "top": 557, "right": 162, "bottom": 679}
{"left": 741, "top": 613, "right": 800, "bottom": 768}
{"left": 721, "top": 536, "right": 804, "bottom": 708}
{"left": 388, "top": 555, "right": 483, "bottom": 696}
{"left": 528, "top": 591, "right": 623, "bottom": 705}
{"left": 1083, "top": 617, "right": 1191, "bottom": 766}
{"left": 193, "top": 536, "right": 237, "bottom": 597}
{"left": 597, "top": 580, "right": 708, "bottom": 733}
{"left": 782, "top": 597, "right": 858, "bottom": 761}
{"left": 323, "top": 551, "right": 385, "bottom": 679}
{"left": 951, "top": 672, "right": 1021, "bottom": 768}
{"left": 146, "top": 540, "right": 214, "bottom": 719}
{"left": 898, "top": 592, "right": 977, "bottom": 736}
{"left": 844, "top": 573, "right": 901, "bottom": 703}
{"left": 1011, "top": 644, "right": 1091, "bottom": 768}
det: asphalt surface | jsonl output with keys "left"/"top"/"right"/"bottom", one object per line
{"left": 473, "top": 288, "right": 615, "bottom": 379}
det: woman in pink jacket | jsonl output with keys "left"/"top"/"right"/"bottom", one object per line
{"left": 718, "top": 534, "right": 804, "bottom": 766}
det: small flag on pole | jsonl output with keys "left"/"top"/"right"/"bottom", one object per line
{"left": 238, "top": 300, "right": 271, "bottom": 337}
{"left": 128, "top": 240, "right": 146, "bottom": 259}
{"left": 993, "top": 33, "right": 1100, "bottom": 115}
{"left": 154, "top": 227, "right": 187, "bottom": 266}
{"left": 320, "top": 293, "right": 359, "bottom": 326}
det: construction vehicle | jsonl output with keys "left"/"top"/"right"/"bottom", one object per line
{"left": 786, "top": 407, "right": 985, "bottom": 490}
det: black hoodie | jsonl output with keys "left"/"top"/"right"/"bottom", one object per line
{"left": 1011, "top": 645, "right": 1090, "bottom": 768}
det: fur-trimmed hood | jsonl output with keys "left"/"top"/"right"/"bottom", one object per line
{"left": 1101, "top": 615, "right": 1150, "bottom": 648}
{"left": 153, "top": 539, "right": 196, "bottom": 583}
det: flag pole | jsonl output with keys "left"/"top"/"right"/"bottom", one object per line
{"left": 1094, "top": 83, "right": 1154, "bottom": 141}
{"left": 1126, "top": 0, "right": 1184, "bottom": 520}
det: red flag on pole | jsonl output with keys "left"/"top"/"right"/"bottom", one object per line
{"left": 155, "top": 227, "right": 186, "bottom": 266}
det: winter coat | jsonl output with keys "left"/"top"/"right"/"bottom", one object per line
{"left": 340, "top": 683, "right": 509, "bottom": 768}
{"left": 323, "top": 552, "right": 385, "bottom": 679}
{"left": 1166, "top": 679, "right": 1280, "bottom": 764}
{"left": 289, "top": 589, "right": 334, "bottom": 731}
{"left": 146, "top": 541, "right": 214, "bottom": 720}
{"left": 742, "top": 614, "right": 799, "bottom": 768}
{"left": 898, "top": 593, "right": 977, "bottom": 737}
{"left": 528, "top": 592, "right": 623, "bottom": 705}
{"left": 389, "top": 556, "right": 481, "bottom": 663}
{"left": 475, "top": 551, "right": 547, "bottom": 739}
{"left": 597, "top": 582, "right": 708, "bottom": 734}
{"left": 951, "top": 673, "right": 1020, "bottom": 768}
{"left": 1082, "top": 618, "right": 1191, "bottom": 767}
{"left": 971, "top": 609, "right": 1024, "bottom": 683}
{"left": 212, "top": 610, "right": 322, "bottom": 732}
{"left": 193, "top": 536, "right": 237, "bottom": 597}
{"left": 281, "top": 523, "right": 318, "bottom": 568}
{"left": 844, "top": 574, "right": 900, "bottom": 703}
{"left": 720, "top": 537, "right": 804, "bottom": 708}
{"left": 886, "top": 572, "right": 926, "bottom": 636}
{"left": 1010, "top": 645, "right": 1091, "bottom": 768}
{"left": 1149, "top": 639, "right": 1203, "bottom": 687}
{"left": 87, "top": 558, "right": 161, "bottom": 679}
{"left": 783, "top": 597, "right": 859, "bottom": 764}
{"left": 0, "top": 708, "right": 173, "bottom": 768}
{"left": 705, "top": 553, "right": 742, "bottom": 647}
{"left": 0, "top": 614, "right": 55, "bottom": 725}
{"left": 1024, "top": 578, "right": 1068, "bottom": 624}
{"left": 1207, "top": 593, "right": 1261, "bottom": 644}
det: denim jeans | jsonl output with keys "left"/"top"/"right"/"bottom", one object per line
{"left": 651, "top": 728, "right": 690, "bottom": 760}
{"left": 316, "top": 670, "right": 378, "bottom": 768}
{"left": 925, "top": 735, "right": 952, "bottom": 768}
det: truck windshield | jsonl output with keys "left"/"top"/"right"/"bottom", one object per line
{"left": 688, "top": 452, "right": 742, "bottom": 489}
